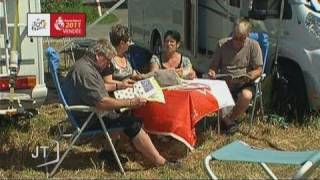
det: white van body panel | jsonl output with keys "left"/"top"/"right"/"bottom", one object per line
{"left": 129, "top": 0, "right": 185, "bottom": 48}
{"left": 128, "top": 0, "right": 320, "bottom": 110}
{"left": 250, "top": 1, "right": 320, "bottom": 109}
{"left": 0, "top": 0, "right": 47, "bottom": 113}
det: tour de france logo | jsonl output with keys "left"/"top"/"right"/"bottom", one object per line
{"left": 31, "top": 18, "right": 47, "bottom": 31}
{"left": 54, "top": 16, "right": 65, "bottom": 31}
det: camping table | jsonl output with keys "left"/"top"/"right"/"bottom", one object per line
{"left": 133, "top": 79, "right": 234, "bottom": 150}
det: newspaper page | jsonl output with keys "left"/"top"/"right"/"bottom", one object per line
{"left": 114, "top": 77, "right": 165, "bottom": 104}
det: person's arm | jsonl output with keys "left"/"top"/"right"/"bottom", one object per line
{"left": 149, "top": 55, "right": 161, "bottom": 72}
{"left": 248, "top": 40, "right": 263, "bottom": 81}
{"left": 186, "top": 68, "right": 197, "bottom": 79}
{"left": 104, "top": 82, "right": 117, "bottom": 92}
{"left": 208, "top": 43, "right": 222, "bottom": 79}
{"left": 130, "top": 70, "right": 144, "bottom": 80}
{"left": 100, "top": 63, "right": 122, "bottom": 91}
{"left": 103, "top": 74, "right": 122, "bottom": 84}
{"left": 247, "top": 66, "right": 262, "bottom": 81}
{"left": 103, "top": 74, "right": 122, "bottom": 90}
{"left": 208, "top": 56, "right": 220, "bottom": 79}
{"left": 150, "top": 63, "right": 160, "bottom": 72}
{"left": 183, "top": 57, "right": 197, "bottom": 79}
{"left": 96, "top": 96, "right": 146, "bottom": 111}
{"left": 103, "top": 74, "right": 134, "bottom": 90}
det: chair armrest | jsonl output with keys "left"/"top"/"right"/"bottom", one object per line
{"left": 65, "top": 105, "right": 95, "bottom": 112}
{"left": 254, "top": 73, "right": 266, "bottom": 84}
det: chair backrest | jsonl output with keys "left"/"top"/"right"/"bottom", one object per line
{"left": 248, "top": 32, "right": 269, "bottom": 72}
{"left": 46, "top": 47, "right": 79, "bottom": 128}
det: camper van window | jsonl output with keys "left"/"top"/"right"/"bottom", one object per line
{"left": 230, "top": 0, "right": 240, "bottom": 8}
{"left": 282, "top": 1, "right": 292, "bottom": 19}
{"left": 249, "top": 0, "right": 292, "bottom": 20}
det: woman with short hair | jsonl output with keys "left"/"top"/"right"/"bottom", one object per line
{"left": 103, "top": 24, "right": 141, "bottom": 90}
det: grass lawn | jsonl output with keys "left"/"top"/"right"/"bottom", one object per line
{"left": 41, "top": 0, "right": 118, "bottom": 25}
{"left": 0, "top": 100, "right": 319, "bottom": 179}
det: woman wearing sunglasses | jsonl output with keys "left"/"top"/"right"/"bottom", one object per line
{"left": 103, "top": 24, "right": 142, "bottom": 90}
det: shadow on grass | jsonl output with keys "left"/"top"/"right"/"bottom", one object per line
{"left": 0, "top": 131, "right": 189, "bottom": 176}
{"left": 0, "top": 147, "right": 149, "bottom": 175}
{"left": 195, "top": 115, "right": 219, "bottom": 145}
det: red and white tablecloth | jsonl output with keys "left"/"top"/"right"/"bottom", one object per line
{"left": 133, "top": 79, "right": 234, "bottom": 150}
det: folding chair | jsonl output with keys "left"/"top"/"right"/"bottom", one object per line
{"left": 248, "top": 32, "right": 269, "bottom": 126}
{"left": 46, "top": 47, "right": 125, "bottom": 177}
{"left": 204, "top": 140, "right": 320, "bottom": 179}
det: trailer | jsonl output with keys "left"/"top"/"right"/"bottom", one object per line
{"left": 0, "top": 0, "right": 47, "bottom": 116}
{"left": 128, "top": 0, "right": 320, "bottom": 119}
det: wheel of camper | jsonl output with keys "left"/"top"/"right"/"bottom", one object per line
{"left": 271, "top": 59, "right": 310, "bottom": 123}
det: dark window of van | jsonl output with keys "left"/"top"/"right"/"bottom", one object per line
{"left": 230, "top": 0, "right": 240, "bottom": 8}
{"left": 267, "top": 0, "right": 292, "bottom": 19}
{"left": 250, "top": 0, "right": 292, "bottom": 20}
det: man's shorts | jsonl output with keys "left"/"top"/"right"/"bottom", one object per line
{"left": 229, "top": 82, "right": 255, "bottom": 101}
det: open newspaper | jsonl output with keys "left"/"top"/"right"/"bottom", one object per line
{"left": 203, "top": 73, "right": 251, "bottom": 82}
{"left": 215, "top": 73, "right": 250, "bottom": 80}
{"left": 114, "top": 77, "right": 165, "bottom": 111}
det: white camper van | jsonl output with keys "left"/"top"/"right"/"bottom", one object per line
{"left": 128, "top": 0, "right": 320, "bottom": 118}
{"left": 0, "top": 0, "right": 47, "bottom": 115}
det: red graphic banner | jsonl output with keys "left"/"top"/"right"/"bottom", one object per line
{"left": 50, "top": 13, "right": 86, "bottom": 37}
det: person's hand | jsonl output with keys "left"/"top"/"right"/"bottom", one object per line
{"left": 118, "top": 79, "right": 135, "bottom": 89}
{"left": 175, "top": 68, "right": 183, "bottom": 77}
{"left": 186, "top": 70, "right": 197, "bottom": 80}
{"left": 131, "top": 74, "right": 144, "bottom": 81}
{"left": 207, "top": 69, "right": 216, "bottom": 79}
{"left": 129, "top": 97, "right": 147, "bottom": 108}
{"left": 247, "top": 73, "right": 255, "bottom": 81}
{"left": 124, "top": 78, "right": 135, "bottom": 85}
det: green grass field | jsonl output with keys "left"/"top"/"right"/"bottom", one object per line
{"left": 0, "top": 102, "right": 319, "bottom": 179}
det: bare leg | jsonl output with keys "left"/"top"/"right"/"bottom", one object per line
{"left": 131, "top": 129, "right": 166, "bottom": 165}
{"left": 228, "top": 88, "right": 253, "bottom": 122}
{"left": 101, "top": 132, "right": 121, "bottom": 150}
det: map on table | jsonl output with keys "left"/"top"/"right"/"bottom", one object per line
{"left": 114, "top": 77, "right": 165, "bottom": 110}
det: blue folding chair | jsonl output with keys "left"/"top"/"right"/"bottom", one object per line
{"left": 46, "top": 47, "right": 125, "bottom": 177}
{"left": 204, "top": 140, "right": 320, "bottom": 179}
{"left": 204, "top": 32, "right": 269, "bottom": 134}
{"left": 248, "top": 32, "right": 269, "bottom": 126}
